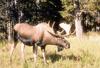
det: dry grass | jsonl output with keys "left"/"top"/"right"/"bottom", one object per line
{"left": 0, "top": 32, "right": 100, "bottom": 68}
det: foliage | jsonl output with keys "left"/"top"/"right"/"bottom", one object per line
{"left": 60, "top": 0, "right": 74, "bottom": 22}
{"left": 0, "top": 0, "right": 64, "bottom": 24}
{"left": 80, "top": 0, "right": 100, "bottom": 11}
{"left": 0, "top": 0, "right": 99, "bottom": 23}
{"left": 60, "top": 0, "right": 100, "bottom": 22}
{"left": 13, "top": 0, "right": 64, "bottom": 23}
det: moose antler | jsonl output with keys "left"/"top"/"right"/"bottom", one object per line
{"left": 47, "top": 20, "right": 50, "bottom": 26}
{"left": 51, "top": 21, "right": 55, "bottom": 29}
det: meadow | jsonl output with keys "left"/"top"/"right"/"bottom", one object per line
{"left": 0, "top": 32, "right": 100, "bottom": 68}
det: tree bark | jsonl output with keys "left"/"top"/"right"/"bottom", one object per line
{"left": 75, "top": 12, "right": 83, "bottom": 38}
{"left": 7, "top": 21, "right": 13, "bottom": 42}
{"left": 73, "top": 0, "right": 83, "bottom": 38}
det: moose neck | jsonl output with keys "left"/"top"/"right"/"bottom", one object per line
{"left": 44, "top": 34, "right": 66, "bottom": 48}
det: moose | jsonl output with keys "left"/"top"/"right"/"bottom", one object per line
{"left": 10, "top": 22, "right": 70, "bottom": 64}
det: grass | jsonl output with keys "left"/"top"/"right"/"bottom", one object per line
{"left": 0, "top": 32, "right": 100, "bottom": 68}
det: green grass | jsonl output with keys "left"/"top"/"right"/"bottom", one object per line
{"left": 0, "top": 33, "right": 100, "bottom": 68}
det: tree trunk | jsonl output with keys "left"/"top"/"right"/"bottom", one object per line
{"left": 7, "top": 21, "right": 13, "bottom": 42}
{"left": 75, "top": 12, "right": 83, "bottom": 38}
{"left": 73, "top": 0, "right": 83, "bottom": 38}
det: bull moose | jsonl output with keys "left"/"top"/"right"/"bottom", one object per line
{"left": 10, "top": 22, "right": 70, "bottom": 64}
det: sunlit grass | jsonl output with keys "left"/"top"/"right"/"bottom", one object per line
{"left": 0, "top": 32, "right": 100, "bottom": 68}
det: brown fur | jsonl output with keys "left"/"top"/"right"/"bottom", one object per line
{"left": 10, "top": 23, "right": 70, "bottom": 64}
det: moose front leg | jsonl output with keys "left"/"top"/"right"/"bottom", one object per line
{"left": 33, "top": 44, "right": 38, "bottom": 64}
{"left": 20, "top": 43, "right": 25, "bottom": 62}
{"left": 41, "top": 46, "right": 47, "bottom": 64}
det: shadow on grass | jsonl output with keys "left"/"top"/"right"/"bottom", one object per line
{"left": 27, "top": 53, "right": 81, "bottom": 63}
{"left": 47, "top": 53, "right": 81, "bottom": 63}
{"left": 27, "top": 53, "right": 65, "bottom": 63}
{"left": 46, "top": 53, "right": 64, "bottom": 63}
{"left": 66, "top": 54, "right": 81, "bottom": 61}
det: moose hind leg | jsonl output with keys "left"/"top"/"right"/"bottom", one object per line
{"left": 10, "top": 42, "right": 17, "bottom": 62}
{"left": 33, "top": 44, "right": 38, "bottom": 64}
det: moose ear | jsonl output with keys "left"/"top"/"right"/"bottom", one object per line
{"left": 57, "top": 46, "right": 64, "bottom": 52}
